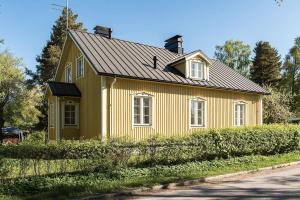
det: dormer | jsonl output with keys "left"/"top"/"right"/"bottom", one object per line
{"left": 167, "top": 50, "right": 212, "bottom": 81}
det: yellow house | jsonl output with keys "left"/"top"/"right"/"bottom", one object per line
{"left": 46, "top": 26, "right": 268, "bottom": 141}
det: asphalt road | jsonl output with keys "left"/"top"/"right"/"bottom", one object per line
{"left": 125, "top": 164, "right": 300, "bottom": 200}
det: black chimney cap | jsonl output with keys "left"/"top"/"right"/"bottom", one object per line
{"left": 94, "top": 25, "right": 112, "bottom": 39}
{"left": 164, "top": 35, "right": 183, "bottom": 43}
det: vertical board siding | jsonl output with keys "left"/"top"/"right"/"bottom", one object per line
{"left": 54, "top": 39, "right": 101, "bottom": 140}
{"left": 111, "top": 78, "right": 261, "bottom": 139}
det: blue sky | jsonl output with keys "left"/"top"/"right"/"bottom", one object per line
{"left": 0, "top": 0, "right": 300, "bottom": 72}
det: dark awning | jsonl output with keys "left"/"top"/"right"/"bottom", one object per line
{"left": 48, "top": 81, "right": 81, "bottom": 97}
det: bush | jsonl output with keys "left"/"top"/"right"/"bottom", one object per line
{"left": 22, "top": 131, "right": 46, "bottom": 145}
{"left": 0, "top": 125, "right": 298, "bottom": 168}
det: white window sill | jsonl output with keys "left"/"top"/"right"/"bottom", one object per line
{"left": 190, "top": 125, "right": 206, "bottom": 128}
{"left": 133, "top": 124, "right": 152, "bottom": 128}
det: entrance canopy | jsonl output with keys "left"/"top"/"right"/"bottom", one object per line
{"left": 48, "top": 81, "right": 81, "bottom": 97}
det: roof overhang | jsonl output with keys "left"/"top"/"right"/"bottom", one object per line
{"left": 168, "top": 50, "right": 212, "bottom": 66}
{"left": 48, "top": 81, "right": 81, "bottom": 97}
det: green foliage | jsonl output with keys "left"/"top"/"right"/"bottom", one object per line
{"left": 0, "top": 125, "right": 298, "bottom": 166}
{"left": 0, "top": 157, "right": 8, "bottom": 178}
{"left": 263, "top": 86, "right": 293, "bottom": 123}
{"left": 281, "top": 37, "right": 300, "bottom": 116}
{"left": 215, "top": 40, "right": 252, "bottom": 77}
{"left": 251, "top": 41, "right": 281, "bottom": 86}
{"left": 0, "top": 51, "right": 42, "bottom": 141}
{"left": 22, "top": 131, "right": 46, "bottom": 145}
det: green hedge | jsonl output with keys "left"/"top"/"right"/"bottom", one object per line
{"left": 0, "top": 125, "right": 299, "bottom": 166}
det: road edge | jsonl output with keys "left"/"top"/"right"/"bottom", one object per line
{"left": 76, "top": 160, "right": 300, "bottom": 200}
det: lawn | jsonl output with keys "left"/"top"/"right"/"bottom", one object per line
{"left": 1, "top": 150, "right": 300, "bottom": 200}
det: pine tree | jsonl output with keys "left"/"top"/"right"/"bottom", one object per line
{"left": 35, "top": 8, "right": 84, "bottom": 85}
{"left": 27, "top": 8, "right": 84, "bottom": 130}
{"left": 251, "top": 41, "right": 281, "bottom": 86}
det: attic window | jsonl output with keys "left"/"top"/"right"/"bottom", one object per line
{"left": 190, "top": 61, "right": 205, "bottom": 80}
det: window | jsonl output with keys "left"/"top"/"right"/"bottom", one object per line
{"left": 49, "top": 103, "right": 55, "bottom": 127}
{"left": 235, "top": 102, "right": 246, "bottom": 126}
{"left": 65, "top": 65, "right": 72, "bottom": 83}
{"left": 64, "top": 103, "right": 78, "bottom": 127}
{"left": 190, "top": 99, "right": 205, "bottom": 127}
{"left": 76, "top": 56, "right": 84, "bottom": 78}
{"left": 133, "top": 95, "right": 152, "bottom": 126}
{"left": 190, "top": 61, "right": 204, "bottom": 79}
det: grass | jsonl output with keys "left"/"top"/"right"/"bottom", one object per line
{"left": 1, "top": 150, "right": 300, "bottom": 200}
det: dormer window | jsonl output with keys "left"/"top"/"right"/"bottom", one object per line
{"left": 191, "top": 61, "right": 204, "bottom": 80}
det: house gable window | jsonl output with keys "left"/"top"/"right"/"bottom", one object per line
{"left": 190, "top": 98, "right": 206, "bottom": 127}
{"left": 190, "top": 61, "right": 204, "bottom": 80}
{"left": 234, "top": 102, "right": 246, "bottom": 126}
{"left": 65, "top": 64, "right": 72, "bottom": 83}
{"left": 76, "top": 56, "right": 84, "bottom": 79}
{"left": 63, "top": 102, "right": 79, "bottom": 127}
{"left": 133, "top": 93, "right": 153, "bottom": 126}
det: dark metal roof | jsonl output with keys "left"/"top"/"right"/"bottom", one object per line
{"left": 69, "top": 29, "right": 269, "bottom": 95}
{"left": 48, "top": 81, "right": 81, "bottom": 97}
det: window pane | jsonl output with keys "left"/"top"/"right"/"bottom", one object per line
{"left": 198, "top": 63, "right": 203, "bottom": 79}
{"left": 134, "top": 97, "right": 141, "bottom": 124}
{"left": 190, "top": 101, "right": 196, "bottom": 125}
{"left": 143, "top": 98, "right": 150, "bottom": 107}
{"left": 64, "top": 104, "right": 76, "bottom": 125}
{"left": 240, "top": 105, "right": 245, "bottom": 125}
{"left": 71, "top": 117, "right": 75, "bottom": 125}
{"left": 144, "top": 106, "right": 149, "bottom": 116}
{"left": 191, "top": 62, "right": 196, "bottom": 77}
{"left": 197, "top": 102, "right": 203, "bottom": 125}
{"left": 77, "top": 58, "right": 83, "bottom": 77}
{"left": 65, "top": 111, "right": 70, "bottom": 118}
{"left": 65, "top": 118, "right": 70, "bottom": 125}
{"left": 134, "top": 98, "right": 139, "bottom": 107}
{"left": 134, "top": 115, "right": 140, "bottom": 124}
{"left": 144, "top": 115, "right": 150, "bottom": 124}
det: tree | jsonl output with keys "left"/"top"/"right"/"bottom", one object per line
{"left": 263, "top": 86, "right": 292, "bottom": 124}
{"left": 215, "top": 40, "right": 251, "bottom": 77}
{"left": 27, "top": 8, "right": 84, "bottom": 130}
{"left": 0, "top": 51, "right": 41, "bottom": 143}
{"left": 281, "top": 37, "right": 300, "bottom": 115}
{"left": 251, "top": 41, "right": 281, "bottom": 86}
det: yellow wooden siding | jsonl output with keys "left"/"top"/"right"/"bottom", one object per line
{"left": 110, "top": 78, "right": 261, "bottom": 140}
{"left": 48, "top": 95, "right": 56, "bottom": 140}
{"left": 51, "top": 37, "right": 101, "bottom": 140}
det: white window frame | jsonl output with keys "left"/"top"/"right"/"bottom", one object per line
{"left": 65, "top": 64, "right": 72, "bottom": 83}
{"left": 49, "top": 103, "right": 55, "bottom": 128}
{"left": 62, "top": 101, "right": 79, "bottom": 128}
{"left": 234, "top": 101, "right": 247, "bottom": 127}
{"left": 76, "top": 55, "right": 84, "bottom": 79}
{"left": 189, "top": 97, "right": 207, "bottom": 128}
{"left": 132, "top": 93, "right": 153, "bottom": 127}
{"left": 190, "top": 60, "right": 205, "bottom": 80}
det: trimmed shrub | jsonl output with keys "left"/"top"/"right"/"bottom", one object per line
{"left": 21, "top": 131, "right": 46, "bottom": 145}
{"left": 0, "top": 125, "right": 298, "bottom": 167}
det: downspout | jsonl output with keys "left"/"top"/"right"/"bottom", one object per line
{"left": 109, "top": 77, "right": 117, "bottom": 139}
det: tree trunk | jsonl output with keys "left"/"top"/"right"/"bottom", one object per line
{"left": 0, "top": 107, "right": 4, "bottom": 144}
